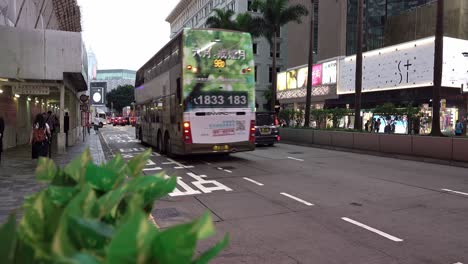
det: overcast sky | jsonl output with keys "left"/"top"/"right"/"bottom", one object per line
{"left": 78, "top": 0, "right": 179, "bottom": 71}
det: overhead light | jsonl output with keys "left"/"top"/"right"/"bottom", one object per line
{"left": 0, "top": 78, "right": 8, "bottom": 82}
{"left": 0, "top": 89, "right": 3, "bottom": 94}
{"left": 14, "top": 94, "right": 20, "bottom": 98}
{"left": 35, "top": 99, "right": 39, "bottom": 104}
{"left": 27, "top": 97, "right": 31, "bottom": 101}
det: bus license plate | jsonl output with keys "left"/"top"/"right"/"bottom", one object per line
{"left": 213, "top": 145, "right": 230, "bottom": 151}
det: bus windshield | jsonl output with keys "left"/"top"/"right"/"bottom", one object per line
{"left": 182, "top": 29, "right": 255, "bottom": 111}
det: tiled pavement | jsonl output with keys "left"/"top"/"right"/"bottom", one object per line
{"left": 0, "top": 132, "right": 106, "bottom": 223}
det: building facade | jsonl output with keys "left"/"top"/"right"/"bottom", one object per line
{"left": 346, "top": 0, "right": 435, "bottom": 55}
{"left": 166, "top": 0, "right": 289, "bottom": 110}
{"left": 94, "top": 69, "right": 136, "bottom": 92}
{"left": 0, "top": 0, "right": 87, "bottom": 152}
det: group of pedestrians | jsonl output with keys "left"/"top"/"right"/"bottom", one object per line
{"left": 29, "top": 111, "right": 59, "bottom": 160}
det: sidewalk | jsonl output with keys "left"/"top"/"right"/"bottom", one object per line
{"left": 0, "top": 132, "right": 106, "bottom": 223}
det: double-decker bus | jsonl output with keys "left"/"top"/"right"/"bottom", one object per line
{"left": 135, "top": 28, "right": 256, "bottom": 155}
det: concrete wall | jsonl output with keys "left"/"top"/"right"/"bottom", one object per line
{"left": 0, "top": 0, "right": 61, "bottom": 30}
{"left": 0, "top": 25, "right": 84, "bottom": 80}
{"left": 280, "top": 128, "right": 468, "bottom": 163}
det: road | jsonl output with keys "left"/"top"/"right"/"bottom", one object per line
{"left": 99, "top": 125, "right": 468, "bottom": 264}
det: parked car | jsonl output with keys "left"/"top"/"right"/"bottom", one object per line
{"left": 113, "top": 116, "right": 127, "bottom": 126}
{"left": 255, "top": 112, "right": 280, "bottom": 146}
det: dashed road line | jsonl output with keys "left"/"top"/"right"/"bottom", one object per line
{"left": 217, "top": 167, "right": 232, "bottom": 173}
{"left": 341, "top": 217, "right": 404, "bottom": 242}
{"left": 287, "top": 156, "right": 304, "bottom": 162}
{"left": 143, "top": 167, "right": 163, "bottom": 171}
{"left": 243, "top": 177, "right": 264, "bottom": 186}
{"left": 280, "top": 192, "right": 314, "bottom": 206}
{"left": 441, "top": 189, "right": 468, "bottom": 197}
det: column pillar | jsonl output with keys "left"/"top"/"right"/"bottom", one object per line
{"left": 57, "top": 85, "right": 66, "bottom": 154}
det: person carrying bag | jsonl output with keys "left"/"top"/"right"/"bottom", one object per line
{"left": 30, "top": 114, "right": 51, "bottom": 159}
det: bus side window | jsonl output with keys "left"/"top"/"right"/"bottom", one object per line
{"left": 176, "top": 78, "right": 181, "bottom": 105}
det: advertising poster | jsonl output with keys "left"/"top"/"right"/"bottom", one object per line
{"left": 312, "top": 64, "right": 323, "bottom": 86}
{"left": 297, "top": 67, "right": 308, "bottom": 88}
{"left": 322, "top": 60, "right": 337, "bottom": 84}
{"left": 182, "top": 29, "right": 255, "bottom": 111}
{"left": 287, "top": 69, "right": 298, "bottom": 90}
{"left": 182, "top": 29, "right": 255, "bottom": 143}
{"left": 277, "top": 72, "right": 287, "bottom": 91}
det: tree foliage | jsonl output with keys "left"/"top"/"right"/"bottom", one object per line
{"left": 106, "top": 85, "right": 135, "bottom": 113}
{"left": 250, "top": 0, "right": 308, "bottom": 110}
{"left": 206, "top": 9, "right": 263, "bottom": 38}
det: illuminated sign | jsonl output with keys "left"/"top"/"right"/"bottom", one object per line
{"left": 322, "top": 61, "right": 337, "bottom": 84}
{"left": 338, "top": 36, "right": 468, "bottom": 94}
{"left": 12, "top": 86, "right": 50, "bottom": 95}
{"left": 278, "top": 72, "right": 287, "bottom": 91}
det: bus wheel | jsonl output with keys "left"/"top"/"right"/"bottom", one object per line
{"left": 157, "top": 132, "right": 164, "bottom": 154}
{"left": 164, "top": 134, "right": 173, "bottom": 157}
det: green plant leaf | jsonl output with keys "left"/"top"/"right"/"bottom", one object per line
{"left": 19, "top": 190, "right": 61, "bottom": 257}
{"left": 0, "top": 213, "right": 17, "bottom": 264}
{"left": 64, "top": 149, "right": 92, "bottom": 183}
{"left": 151, "top": 212, "right": 215, "bottom": 264}
{"left": 126, "top": 149, "right": 152, "bottom": 178}
{"left": 47, "top": 186, "right": 79, "bottom": 207}
{"left": 85, "top": 164, "right": 124, "bottom": 192}
{"left": 126, "top": 174, "right": 177, "bottom": 208}
{"left": 36, "top": 157, "right": 58, "bottom": 182}
{"left": 96, "top": 187, "right": 127, "bottom": 219}
{"left": 104, "top": 154, "right": 127, "bottom": 176}
{"left": 68, "top": 216, "right": 114, "bottom": 251}
{"left": 52, "top": 186, "right": 97, "bottom": 257}
{"left": 107, "top": 209, "right": 157, "bottom": 264}
{"left": 192, "top": 234, "right": 229, "bottom": 264}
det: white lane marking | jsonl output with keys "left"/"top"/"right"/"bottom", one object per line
{"left": 453, "top": 262, "right": 463, "bottom": 264}
{"left": 341, "top": 217, "right": 404, "bottom": 242}
{"left": 143, "top": 167, "right": 163, "bottom": 171}
{"left": 243, "top": 177, "right": 264, "bottom": 186}
{"left": 441, "top": 189, "right": 468, "bottom": 197}
{"left": 287, "top": 156, "right": 304, "bottom": 162}
{"left": 217, "top": 167, "right": 232, "bottom": 173}
{"left": 174, "top": 166, "right": 195, "bottom": 169}
{"left": 280, "top": 192, "right": 314, "bottom": 206}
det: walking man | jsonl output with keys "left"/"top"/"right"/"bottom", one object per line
{"left": 455, "top": 120, "right": 463, "bottom": 136}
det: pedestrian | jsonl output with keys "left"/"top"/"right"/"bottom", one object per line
{"left": 374, "top": 118, "right": 381, "bottom": 133}
{"left": 455, "top": 120, "right": 463, "bottom": 136}
{"left": 29, "top": 114, "right": 50, "bottom": 159}
{"left": 364, "top": 120, "right": 370, "bottom": 132}
{"left": 45, "top": 111, "right": 56, "bottom": 158}
{"left": 64, "top": 112, "right": 70, "bottom": 147}
{"left": 0, "top": 117, "right": 4, "bottom": 164}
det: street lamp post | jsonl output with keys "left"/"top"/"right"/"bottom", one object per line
{"left": 304, "top": 0, "right": 315, "bottom": 127}
{"left": 353, "top": 0, "right": 364, "bottom": 131}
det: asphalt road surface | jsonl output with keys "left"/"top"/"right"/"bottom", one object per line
{"left": 100, "top": 126, "right": 468, "bottom": 264}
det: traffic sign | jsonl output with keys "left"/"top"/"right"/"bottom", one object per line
{"left": 80, "top": 94, "right": 89, "bottom": 103}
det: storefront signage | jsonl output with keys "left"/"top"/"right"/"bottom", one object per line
{"left": 12, "top": 86, "right": 50, "bottom": 95}
{"left": 338, "top": 36, "right": 468, "bottom": 94}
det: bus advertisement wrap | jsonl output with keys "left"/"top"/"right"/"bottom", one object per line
{"left": 182, "top": 29, "right": 255, "bottom": 144}
{"left": 182, "top": 29, "right": 255, "bottom": 111}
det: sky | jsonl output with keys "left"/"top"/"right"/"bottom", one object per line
{"left": 77, "top": 0, "right": 179, "bottom": 71}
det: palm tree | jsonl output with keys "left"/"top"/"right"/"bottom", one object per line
{"left": 353, "top": 0, "right": 364, "bottom": 131}
{"left": 251, "top": 0, "right": 308, "bottom": 111}
{"left": 430, "top": 0, "right": 444, "bottom": 136}
{"left": 206, "top": 9, "right": 237, "bottom": 30}
{"left": 206, "top": 9, "right": 262, "bottom": 38}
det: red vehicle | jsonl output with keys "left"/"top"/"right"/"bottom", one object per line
{"left": 129, "top": 116, "right": 136, "bottom": 126}
{"left": 113, "top": 116, "right": 127, "bottom": 126}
